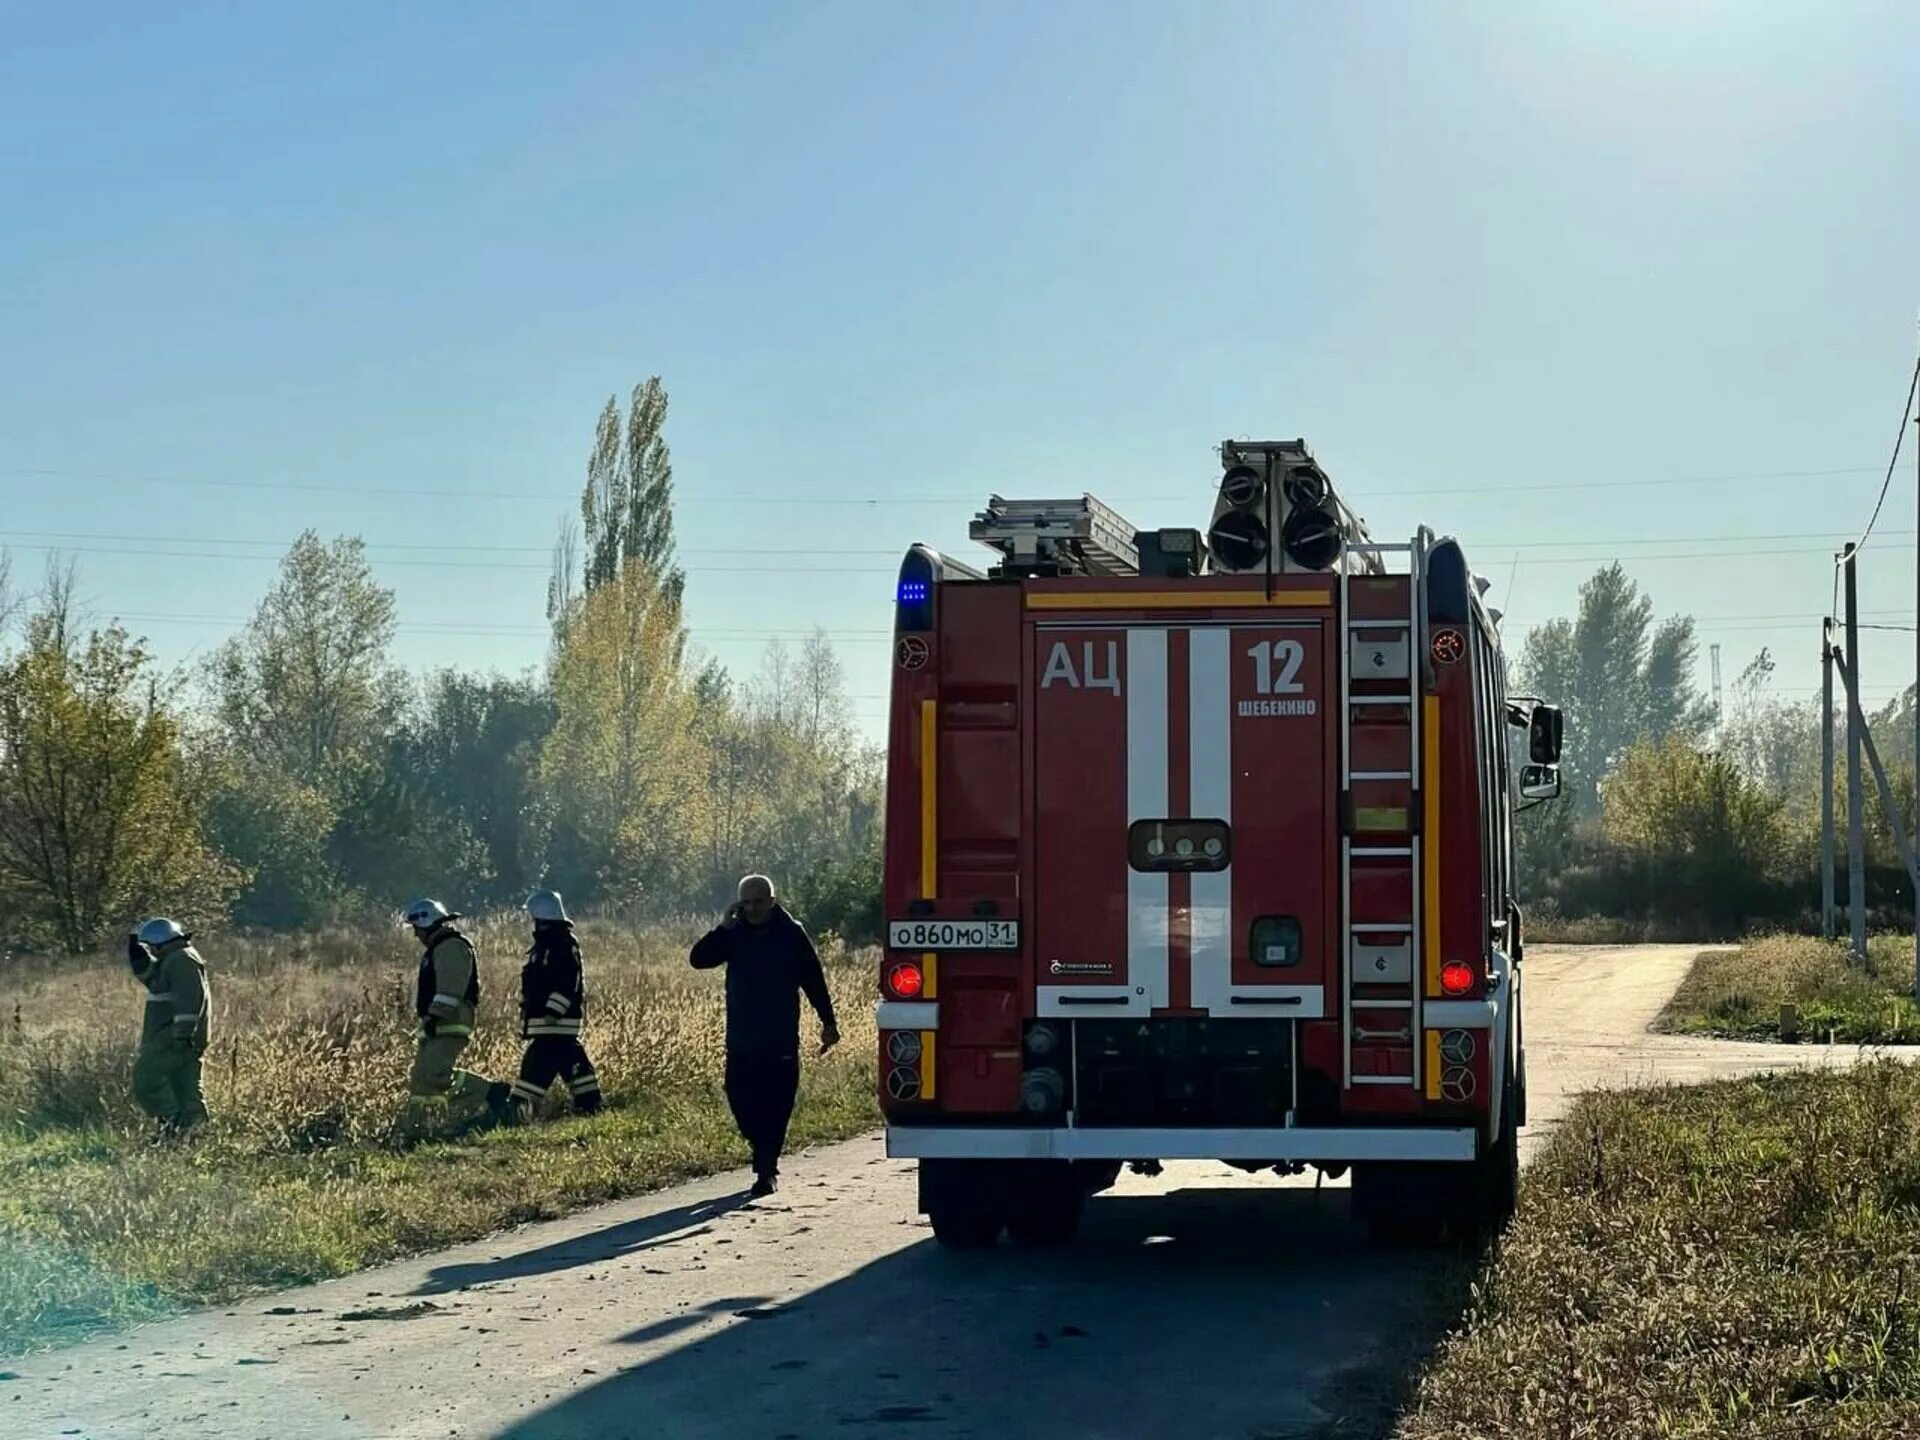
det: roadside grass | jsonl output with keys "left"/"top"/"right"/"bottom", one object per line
{"left": 1658, "top": 933, "right": 1920, "bottom": 1044}
{"left": 1399, "top": 1062, "right": 1920, "bottom": 1440}
{"left": 0, "top": 916, "right": 878, "bottom": 1354}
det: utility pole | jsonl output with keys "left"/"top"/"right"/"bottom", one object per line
{"left": 1822, "top": 619, "right": 1835, "bottom": 939}
{"left": 1844, "top": 542, "right": 1867, "bottom": 959}
{"left": 1710, "top": 643, "right": 1724, "bottom": 742}
{"left": 1912, "top": 382, "right": 1919, "bottom": 1000}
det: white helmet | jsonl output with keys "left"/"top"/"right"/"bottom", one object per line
{"left": 526, "top": 889, "right": 570, "bottom": 924}
{"left": 402, "top": 898, "right": 453, "bottom": 932}
{"left": 136, "top": 917, "right": 188, "bottom": 949}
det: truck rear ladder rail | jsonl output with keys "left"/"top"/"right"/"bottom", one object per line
{"left": 1339, "top": 533, "right": 1430, "bottom": 1092}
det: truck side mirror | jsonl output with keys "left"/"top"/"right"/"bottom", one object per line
{"left": 1519, "top": 763, "right": 1561, "bottom": 802}
{"left": 1528, "top": 705, "right": 1563, "bottom": 765}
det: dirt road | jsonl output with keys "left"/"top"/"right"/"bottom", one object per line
{"left": 5, "top": 945, "right": 1870, "bottom": 1440}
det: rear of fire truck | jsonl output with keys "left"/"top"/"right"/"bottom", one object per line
{"left": 879, "top": 440, "right": 1565, "bottom": 1248}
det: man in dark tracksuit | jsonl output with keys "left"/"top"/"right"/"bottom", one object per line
{"left": 509, "top": 889, "right": 602, "bottom": 1118}
{"left": 690, "top": 874, "right": 839, "bottom": 1197}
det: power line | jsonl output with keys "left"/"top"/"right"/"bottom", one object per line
{"left": 0, "top": 460, "right": 1888, "bottom": 508}
{"left": 1847, "top": 346, "right": 1920, "bottom": 555}
{"left": 7, "top": 525, "right": 1912, "bottom": 558}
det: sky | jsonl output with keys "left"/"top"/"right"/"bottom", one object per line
{"left": 3, "top": 1, "right": 1918, "bottom": 737}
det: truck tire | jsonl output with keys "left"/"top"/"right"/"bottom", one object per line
{"left": 929, "top": 1201, "right": 1004, "bottom": 1249}
{"left": 1467, "top": 1074, "right": 1520, "bottom": 1233}
{"left": 921, "top": 1160, "right": 1005, "bottom": 1250}
{"left": 1005, "top": 1163, "right": 1085, "bottom": 1248}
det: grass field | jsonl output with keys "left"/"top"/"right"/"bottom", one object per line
{"left": 1659, "top": 934, "right": 1920, "bottom": 1044}
{"left": 1399, "top": 1061, "right": 1920, "bottom": 1439}
{"left": 0, "top": 915, "right": 878, "bottom": 1355}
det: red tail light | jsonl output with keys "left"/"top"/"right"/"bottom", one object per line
{"left": 1439, "top": 960, "right": 1475, "bottom": 996}
{"left": 885, "top": 960, "right": 925, "bottom": 999}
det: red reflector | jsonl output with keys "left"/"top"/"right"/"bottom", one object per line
{"left": 886, "top": 961, "right": 925, "bottom": 999}
{"left": 1440, "top": 960, "right": 1475, "bottom": 996}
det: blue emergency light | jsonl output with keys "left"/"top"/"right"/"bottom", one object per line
{"left": 895, "top": 548, "right": 938, "bottom": 632}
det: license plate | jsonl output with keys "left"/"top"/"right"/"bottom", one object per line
{"left": 888, "top": 919, "right": 1020, "bottom": 951}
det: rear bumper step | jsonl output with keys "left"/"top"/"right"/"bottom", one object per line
{"left": 886, "top": 1124, "right": 1476, "bottom": 1163}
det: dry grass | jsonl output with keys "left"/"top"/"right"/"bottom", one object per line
{"left": 1659, "top": 934, "right": 1920, "bottom": 1044}
{"left": 0, "top": 915, "right": 878, "bottom": 1353}
{"left": 1399, "top": 1062, "right": 1920, "bottom": 1439}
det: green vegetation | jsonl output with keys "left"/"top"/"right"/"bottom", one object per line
{"left": 1514, "top": 564, "right": 1915, "bottom": 939}
{"left": 1400, "top": 1063, "right": 1920, "bottom": 1439}
{"left": 1659, "top": 935, "right": 1920, "bottom": 1044}
{"left": 0, "top": 376, "right": 882, "bottom": 956}
{"left": 0, "top": 918, "right": 879, "bottom": 1355}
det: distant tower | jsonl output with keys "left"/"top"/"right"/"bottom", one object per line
{"left": 1710, "top": 643, "right": 1724, "bottom": 736}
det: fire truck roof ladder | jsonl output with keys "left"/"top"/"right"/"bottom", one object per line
{"left": 969, "top": 493, "right": 1141, "bottom": 578}
{"left": 1340, "top": 528, "right": 1435, "bottom": 1093}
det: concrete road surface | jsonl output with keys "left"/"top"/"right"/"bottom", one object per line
{"left": 5, "top": 945, "right": 1875, "bottom": 1440}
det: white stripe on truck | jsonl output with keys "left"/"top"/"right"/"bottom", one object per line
{"left": 1187, "top": 626, "right": 1234, "bottom": 1014}
{"left": 1126, "top": 627, "right": 1169, "bottom": 1010}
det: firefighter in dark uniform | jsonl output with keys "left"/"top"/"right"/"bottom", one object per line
{"left": 508, "top": 889, "right": 603, "bottom": 1119}
{"left": 689, "top": 874, "right": 840, "bottom": 1197}
{"left": 127, "top": 918, "right": 211, "bottom": 1133}
{"left": 399, "top": 898, "right": 510, "bottom": 1140}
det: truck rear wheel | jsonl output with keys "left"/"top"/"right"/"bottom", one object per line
{"left": 1468, "top": 1074, "right": 1520, "bottom": 1233}
{"left": 921, "top": 1160, "right": 1005, "bottom": 1250}
{"left": 929, "top": 1201, "right": 1004, "bottom": 1249}
{"left": 1005, "top": 1164, "right": 1085, "bottom": 1248}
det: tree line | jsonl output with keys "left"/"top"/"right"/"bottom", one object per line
{"left": 0, "top": 380, "right": 881, "bottom": 954}
{"left": 1514, "top": 562, "right": 1914, "bottom": 937}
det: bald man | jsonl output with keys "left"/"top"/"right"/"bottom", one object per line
{"left": 690, "top": 874, "right": 840, "bottom": 1197}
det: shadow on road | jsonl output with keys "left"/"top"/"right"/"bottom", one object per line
{"left": 495, "top": 1180, "right": 1474, "bottom": 1440}
{"left": 413, "top": 1193, "right": 753, "bottom": 1296}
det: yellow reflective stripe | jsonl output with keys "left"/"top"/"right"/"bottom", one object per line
{"left": 1024, "top": 590, "right": 1330, "bottom": 611}
{"left": 922, "top": 954, "right": 938, "bottom": 1001}
{"left": 1424, "top": 1031, "right": 1443, "bottom": 1101}
{"left": 1423, "top": 695, "right": 1442, "bottom": 996}
{"left": 918, "top": 1030, "right": 936, "bottom": 1102}
{"left": 919, "top": 699, "right": 937, "bottom": 898}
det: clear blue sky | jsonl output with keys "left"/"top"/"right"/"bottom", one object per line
{"left": 4, "top": 1, "right": 1917, "bottom": 732}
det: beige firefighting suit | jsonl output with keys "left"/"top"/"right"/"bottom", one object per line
{"left": 132, "top": 942, "right": 211, "bottom": 1131}
{"left": 401, "top": 925, "right": 498, "bottom": 1138}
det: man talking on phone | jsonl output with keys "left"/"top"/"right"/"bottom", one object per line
{"left": 690, "top": 874, "right": 841, "bottom": 1197}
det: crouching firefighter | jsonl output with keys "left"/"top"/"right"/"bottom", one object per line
{"left": 127, "top": 918, "right": 212, "bottom": 1133}
{"left": 399, "top": 898, "right": 512, "bottom": 1140}
{"left": 508, "top": 889, "right": 603, "bottom": 1119}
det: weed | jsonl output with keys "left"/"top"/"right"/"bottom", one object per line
{"left": 0, "top": 915, "right": 877, "bottom": 1353}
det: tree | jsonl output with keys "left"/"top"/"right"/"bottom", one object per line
{"left": 1601, "top": 735, "right": 1791, "bottom": 934}
{"left": 539, "top": 565, "right": 704, "bottom": 910}
{"left": 210, "top": 532, "right": 399, "bottom": 794}
{"left": 695, "top": 633, "right": 882, "bottom": 932}
{"left": 1517, "top": 563, "right": 1713, "bottom": 814}
{"left": 0, "top": 610, "right": 236, "bottom": 951}
{"left": 400, "top": 670, "right": 555, "bottom": 903}
{"left": 575, "top": 377, "right": 685, "bottom": 608}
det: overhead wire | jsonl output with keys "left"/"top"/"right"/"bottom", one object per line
{"left": 0, "top": 461, "right": 1890, "bottom": 507}
{"left": 1845, "top": 345, "right": 1920, "bottom": 556}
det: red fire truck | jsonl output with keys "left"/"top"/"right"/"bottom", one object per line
{"left": 878, "top": 439, "right": 1564, "bottom": 1247}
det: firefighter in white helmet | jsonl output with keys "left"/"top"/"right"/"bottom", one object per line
{"left": 126, "top": 918, "right": 212, "bottom": 1133}
{"left": 507, "top": 889, "right": 602, "bottom": 1119}
{"left": 398, "top": 899, "right": 511, "bottom": 1140}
